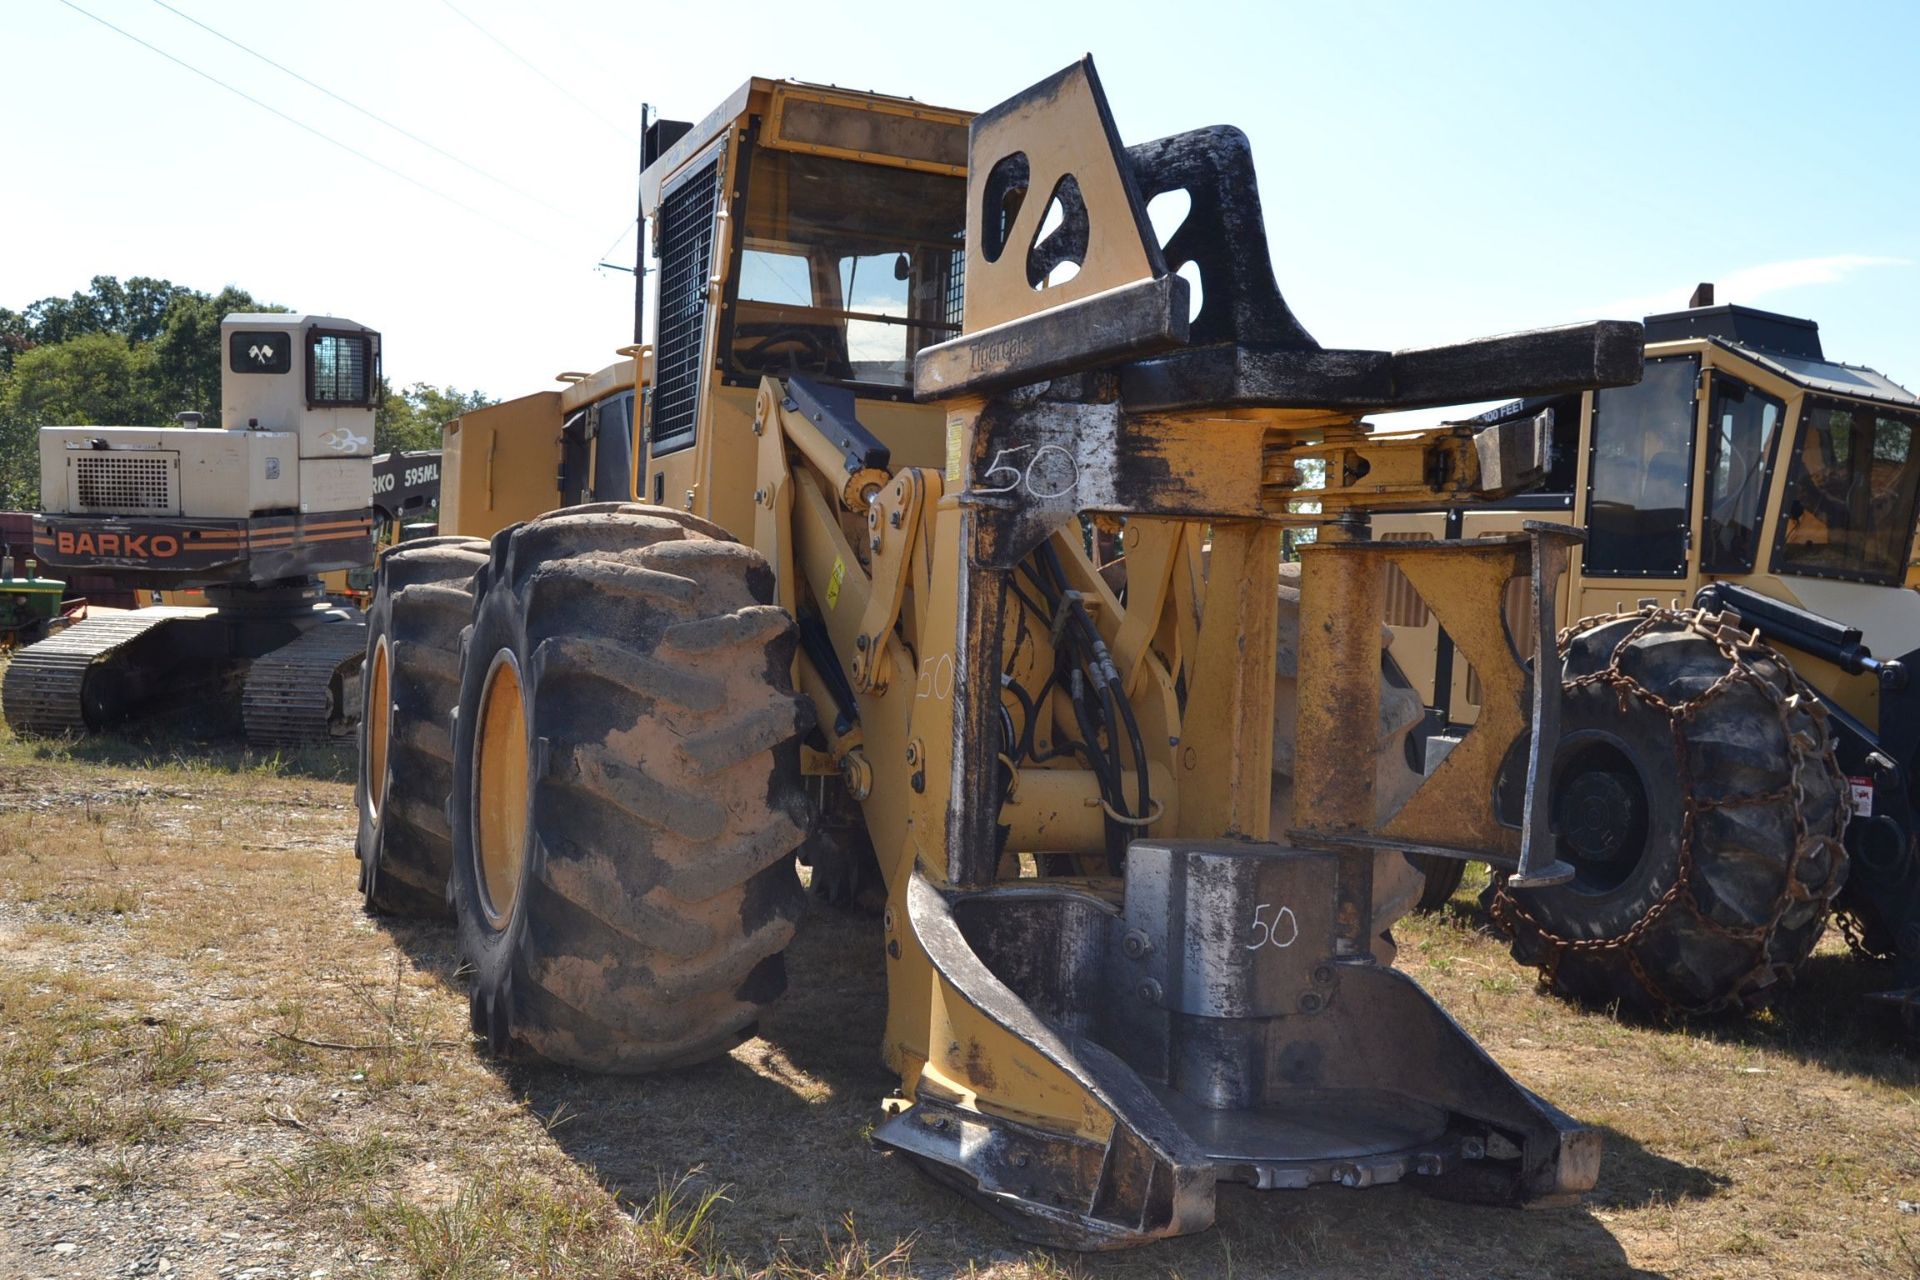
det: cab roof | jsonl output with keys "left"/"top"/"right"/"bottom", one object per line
{"left": 1713, "top": 339, "right": 1919, "bottom": 409}
{"left": 639, "top": 77, "right": 971, "bottom": 213}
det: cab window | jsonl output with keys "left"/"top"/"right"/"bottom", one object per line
{"left": 307, "top": 331, "right": 376, "bottom": 407}
{"left": 591, "top": 391, "right": 635, "bottom": 501}
{"left": 1775, "top": 396, "right": 1920, "bottom": 584}
{"left": 560, "top": 391, "right": 638, "bottom": 505}
{"left": 1583, "top": 356, "right": 1698, "bottom": 577}
{"left": 1699, "top": 376, "right": 1783, "bottom": 573}
{"left": 724, "top": 148, "right": 966, "bottom": 398}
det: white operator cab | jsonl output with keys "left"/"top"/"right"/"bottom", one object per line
{"left": 34, "top": 314, "right": 380, "bottom": 586}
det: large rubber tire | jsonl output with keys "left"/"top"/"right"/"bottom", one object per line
{"left": 355, "top": 537, "right": 488, "bottom": 917}
{"left": 449, "top": 505, "right": 812, "bottom": 1072}
{"left": 1499, "top": 608, "right": 1849, "bottom": 1018}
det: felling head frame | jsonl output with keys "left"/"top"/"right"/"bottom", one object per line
{"left": 861, "top": 57, "right": 1642, "bottom": 1246}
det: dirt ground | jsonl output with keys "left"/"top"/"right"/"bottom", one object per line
{"left": 0, "top": 731, "right": 1916, "bottom": 1280}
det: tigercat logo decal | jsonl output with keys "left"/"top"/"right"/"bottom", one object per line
{"left": 54, "top": 531, "right": 184, "bottom": 558}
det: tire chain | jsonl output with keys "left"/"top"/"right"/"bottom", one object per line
{"left": 1489, "top": 604, "right": 1851, "bottom": 1016}
{"left": 1833, "top": 905, "right": 1895, "bottom": 964}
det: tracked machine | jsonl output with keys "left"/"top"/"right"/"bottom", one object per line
{"left": 357, "top": 62, "right": 1651, "bottom": 1245}
{"left": 6, "top": 313, "right": 383, "bottom": 747}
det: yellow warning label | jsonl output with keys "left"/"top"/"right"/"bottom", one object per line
{"left": 827, "top": 556, "right": 845, "bottom": 609}
{"left": 945, "top": 413, "right": 965, "bottom": 486}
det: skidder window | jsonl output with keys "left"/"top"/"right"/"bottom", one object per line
{"left": 1775, "top": 396, "right": 1920, "bottom": 583}
{"left": 307, "top": 331, "right": 376, "bottom": 407}
{"left": 1700, "top": 377, "right": 1784, "bottom": 574}
{"left": 229, "top": 331, "right": 292, "bottom": 375}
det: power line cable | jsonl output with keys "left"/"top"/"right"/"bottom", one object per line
{"left": 596, "top": 216, "right": 641, "bottom": 263}
{"left": 146, "top": 0, "right": 586, "bottom": 226}
{"left": 54, "top": 0, "right": 579, "bottom": 259}
{"left": 437, "top": 0, "right": 637, "bottom": 142}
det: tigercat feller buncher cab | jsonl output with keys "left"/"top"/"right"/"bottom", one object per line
{"left": 1383, "top": 289, "right": 1907, "bottom": 1017}
{"left": 356, "top": 62, "right": 1656, "bottom": 1247}
{"left": 6, "top": 314, "right": 383, "bottom": 747}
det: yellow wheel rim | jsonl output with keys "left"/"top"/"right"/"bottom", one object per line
{"left": 473, "top": 651, "right": 531, "bottom": 929}
{"left": 365, "top": 637, "right": 391, "bottom": 820}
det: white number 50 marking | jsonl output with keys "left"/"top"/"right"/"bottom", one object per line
{"left": 976, "top": 444, "right": 1078, "bottom": 499}
{"left": 1246, "top": 903, "right": 1298, "bottom": 951}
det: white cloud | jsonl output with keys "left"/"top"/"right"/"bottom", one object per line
{"left": 1597, "top": 255, "right": 1910, "bottom": 316}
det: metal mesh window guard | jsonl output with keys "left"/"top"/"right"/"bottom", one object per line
{"left": 309, "top": 333, "right": 373, "bottom": 405}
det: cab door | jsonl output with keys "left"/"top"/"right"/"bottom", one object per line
{"left": 1570, "top": 354, "right": 1703, "bottom": 618}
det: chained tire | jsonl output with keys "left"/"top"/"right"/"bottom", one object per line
{"left": 356, "top": 537, "right": 489, "bottom": 917}
{"left": 1495, "top": 606, "right": 1849, "bottom": 1018}
{"left": 449, "top": 505, "right": 812, "bottom": 1072}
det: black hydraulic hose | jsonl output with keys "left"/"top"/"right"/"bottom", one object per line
{"left": 1068, "top": 668, "right": 1128, "bottom": 864}
{"left": 1019, "top": 545, "right": 1155, "bottom": 862}
{"left": 1018, "top": 671, "right": 1055, "bottom": 761}
{"left": 1009, "top": 578, "right": 1050, "bottom": 626}
{"left": 1106, "top": 672, "right": 1151, "bottom": 819}
{"left": 1041, "top": 543, "right": 1151, "bottom": 829}
{"left": 1001, "top": 674, "right": 1038, "bottom": 761}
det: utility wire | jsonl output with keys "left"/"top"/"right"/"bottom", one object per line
{"left": 146, "top": 0, "right": 586, "bottom": 225}
{"left": 55, "top": 0, "right": 578, "bottom": 258}
{"left": 597, "top": 219, "right": 636, "bottom": 262}
{"left": 437, "top": 0, "right": 637, "bottom": 142}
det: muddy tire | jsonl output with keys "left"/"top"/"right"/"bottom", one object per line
{"left": 1413, "top": 856, "right": 1468, "bottom": 913}
{"left": 449, "top": 505, "right": 812, "bottom": 1073}
{"left": 356, "top": 536, "right": 488, "bottom": 917}
{"left": 1497, "top": 608, "right": 1849, "bottom": 1017}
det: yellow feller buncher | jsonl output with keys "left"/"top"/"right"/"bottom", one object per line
{"left": 356, "top": 62, "right": 1652, "bottom": 1246}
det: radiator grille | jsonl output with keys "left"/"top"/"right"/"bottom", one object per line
{"left": 1379, "top": 532, "right": 1434, "bottom": 628}
{"left": 943, "top": 245, "right": 966, "bottom": 329}
{"left": 650, "top": 158, "right": 721, "bottom": 454}
{"left": 74, "top": 454, "right": 175, "bottom": 512}
{"left": 1463, "top": 576, "right": 1535, "bottom": 707}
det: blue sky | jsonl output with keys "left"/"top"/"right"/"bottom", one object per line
{"left": 5, "top": 0, "right": 1915, "bottom": 418}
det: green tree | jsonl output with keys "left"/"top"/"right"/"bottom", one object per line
{"left": 0, "top": 308, "right": 30, "bottom": 372}
{"left": 1, "top": 333, "right": 160, "bottom": 426}
{"left": 149, "top": 285, "right": 276, "bottom": 419}
{"left": 0, "top": 334, "right": 162, "bottom": 507}
{"left": 376, "top": 382, "right": 493, "bottom": 453}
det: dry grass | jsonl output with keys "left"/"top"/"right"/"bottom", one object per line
{"left": 0, "top": 728, "right": 1915, "bottom": 1278}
